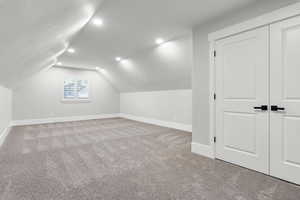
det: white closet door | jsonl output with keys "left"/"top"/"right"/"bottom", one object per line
{"left": 270, "top": 16, "right": 300, "bottom": 185}
{"left": 215, "top": 27, "right": 269, "bottom": 174}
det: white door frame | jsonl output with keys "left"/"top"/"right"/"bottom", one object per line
{"left": 208, "top": 2, "right": 300, "bottom": 159}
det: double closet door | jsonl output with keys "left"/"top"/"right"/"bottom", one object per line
{"left": 215, "top": 16, "right": 300, "bottom": 185}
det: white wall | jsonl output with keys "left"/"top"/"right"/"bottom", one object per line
{"left": 192, "top": 0, "right": 299, "bottom": 145}
{"left": 0, "top": 85, "right": 12, "bottom": 135}
{"left": 98, "top": 35, "right": 193, "bottom": 92}
{"left": 120, "top": 90, "right": 192, "bottom": 126}
{"left": 13, "top": 67, "right": 120, "bottom": 120}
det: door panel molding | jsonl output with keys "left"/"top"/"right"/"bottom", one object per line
{"left": 215, "top": 26, "right": 269, "bottom": 174}
{"left": 270, "top": 15, "right": 300, "bottom": 185}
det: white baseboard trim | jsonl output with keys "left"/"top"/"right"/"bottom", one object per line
{"left": 11, "top": 114, "right": 120, "bottom": 126}
{"left": 191, "top": 142, "right": 215, "bottom": 159}
{"left": 0, "top": 125, "right": 12, "bottom": 147}
{"left": 119, "top": 113, "right": 192, "bottom": 132}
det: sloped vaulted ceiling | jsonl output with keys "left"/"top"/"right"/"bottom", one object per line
{"left": 0, "top": 0, "right": 104, "bottom": 87}
{"left": 57, "top": 0, "right": 261, "bottom": 92}
{"left": 0, "top": 0, "right": 261, "bottom": 90}
{"left": 2, "top": 0, "right": 296, "bottom": 92}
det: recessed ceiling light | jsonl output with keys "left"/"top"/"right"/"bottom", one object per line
{"left": 115, "top": 57, "right": 122, "bottom": 62}
{"left": 67, "top": 48, "right": 75, "bottom": 53}
{"left": 92, "top": 18, "right": 103, "bottom": 26}
{"left": 120, "top": 59, "right": 128, "bottom": 64}
{"left": 57, "top": 62, "right": 62, "bottom": 66}
{"left": 156, "top": 38, "right": 165, "bottom": 45}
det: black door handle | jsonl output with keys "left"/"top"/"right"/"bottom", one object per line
{"left": 271, "top": 105, "right": 285, "bottom": 111}
{"left": 254, "top": 105, "right": 268, "bottom": 111}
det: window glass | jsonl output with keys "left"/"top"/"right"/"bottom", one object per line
{"left": 64, "top": 80, "right": 76, "bottom": 99}
{"left": 77, "top": 80, "right": 89, "bottom": 99}
{"left": 63, "top": 80, "right": 89, "bottom": 100}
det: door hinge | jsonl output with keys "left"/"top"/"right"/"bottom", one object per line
{"left": 214, "top": 137, "right": 217, "bottom": 143}
{"left": 214, "top": 50, "right": 216, "bottom": 57}
{"left": 214, "top": 93, "right": 216, "bottom": 100}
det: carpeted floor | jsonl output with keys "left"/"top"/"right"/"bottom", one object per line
{"left": 0, "top": 118, "right": 299, "bottom": 200}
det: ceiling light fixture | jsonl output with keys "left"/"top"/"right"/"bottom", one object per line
{"left": 67, "top": 48, "right": 75, "bottom": 53}
{"left": 155, "top": 38, "right": 165, "bottom": 45}
{"left": 115, "top": 57, "right": 122, "bottom": 62}
{"left": 92, "top": 18, "right": 103, "bottom": 26}
{"left": 57, "top": 62, "right": 62, "bottom": 66}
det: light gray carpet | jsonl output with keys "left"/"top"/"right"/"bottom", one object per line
{"left": 0, "top": 118, "right": 299, "bottom": 200}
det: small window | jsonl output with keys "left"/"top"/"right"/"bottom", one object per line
{"left": 63, "top": 80, "right": 89, "bottom": 101}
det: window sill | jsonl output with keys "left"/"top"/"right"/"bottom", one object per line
{"left": 61, "top": 99, "right": 91, "bottom": 104}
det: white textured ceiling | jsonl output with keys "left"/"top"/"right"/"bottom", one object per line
{"left": 0, "top": 0, "right": 104, "bottom": 87}
{"left": 61, "top": 0, "right": 258, "bottom": 66}
{"left": 58, "top": 0, "right": 260, "bottom": 92}
{"left": 1, "top": 0, "right": 290, "bottom": 91}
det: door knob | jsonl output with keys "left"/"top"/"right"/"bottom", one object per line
{"left": 271, "top": 105, "right": 285, "bottom": 111}
{"left": 254, "top": 105, "right": 268, "bottom": 111}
